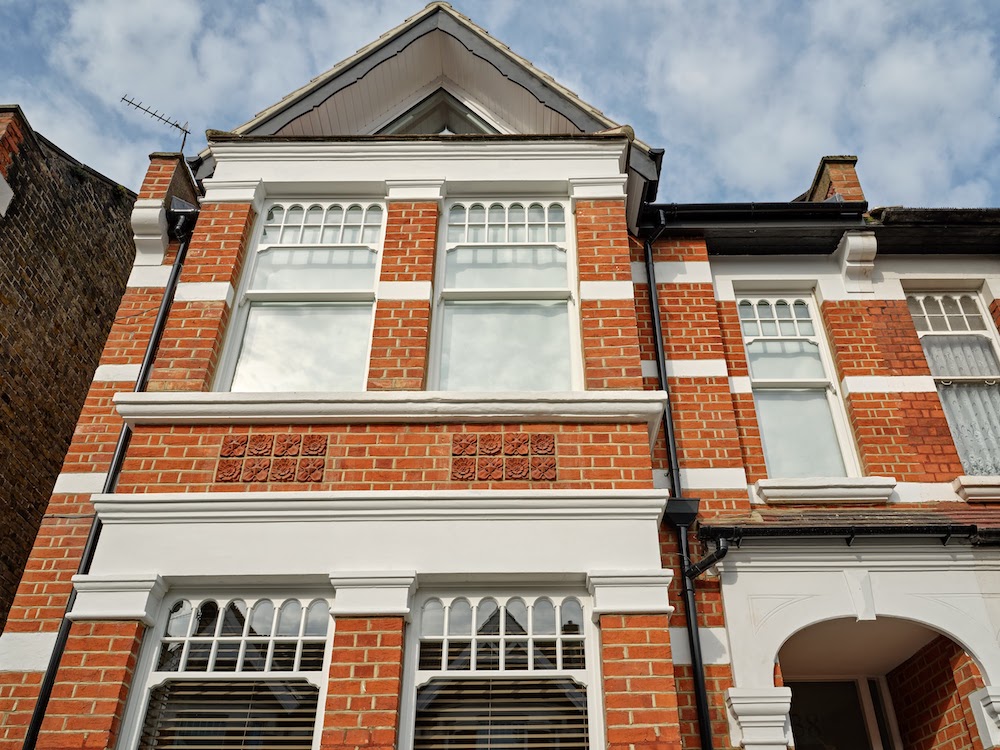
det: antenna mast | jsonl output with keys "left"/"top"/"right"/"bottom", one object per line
{"left": 121, "top": 95, "right": 191, "bottom": 151}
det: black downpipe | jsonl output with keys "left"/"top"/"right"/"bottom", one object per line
{"left": 644, "top": 232, "right": 719, "bottom": 750}
{"left": 23, "top": 203, "right": 199, "bottom": 750}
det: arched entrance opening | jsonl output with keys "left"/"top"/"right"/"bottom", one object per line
{"left": 777, "top": 617, "right": 987, "bottom": 750}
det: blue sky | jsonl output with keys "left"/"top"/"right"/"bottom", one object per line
{"left": 2, "top": 0, "right": 998, "bottom": 207}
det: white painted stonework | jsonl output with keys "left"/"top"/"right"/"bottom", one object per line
{"left": 840, "top": 375, "right": 937, "bottom": 395}
{"left": 377, "top": 281, "right": 432, "bottom": 300}
{"left": 680, "top": 467, "right": 749, "bottom": 490}
{"left": 755, "top": 476, "right": 896, "bottom": 505}
{"left": 954, "top": 476, "right": 1000, "bottom": 502}
{"left": 587, "top": 571, "right": 674, "bottom": 616}
{"left": 668, "top": 626, "right": 731, "bottom": 666}
{"left": 130, "top": 198, "right": 169, "bottom": 266}
{"left": 93, "top": 363, "right": 141, "bottom": 383}
{"left": 631, "top": 261, "right": 713, "bottom": 285}
{"left": 127, "top": 264, "right": 172, "bottom": 288}
{"left": 0, "top": 171, "right": 13, "bottom": 216}
{"left": 174, "top": 281, "right": 234, "bottom": 304}
{"left": 53, "top": 471, "right": 108, "bottom": 494}
{"left": 579, "top": 280, "right": 634, "bottom": 300}
{"left": 0, "top": 632, "right": 57, "bottom": 671}
{"left": 717, "top": 541, "right": 1000, "bottom": 748}
{"left": 837, "top": 230, "right": 878, "bottom": 293}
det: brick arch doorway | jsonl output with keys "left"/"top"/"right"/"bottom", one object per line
{"left": 777, "top": 617, "right": 989, "bottom": 750}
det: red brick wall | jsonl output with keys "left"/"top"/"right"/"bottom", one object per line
{"left": 0, "top": 110, "right": 26, "bottom": 177}
{"left": 115, "top": 423, "right": 654, "bottom": 492}
{"left": 887, "top": 635, "right": 986, "bottom": 750}
{"left": 600, "top": 613, "right": 683, "bottom": 750}
{"left": 381, "top": 202, "right": 436, "bottom": 282}
{"left": 34, "top": 620, "right": 144, "bottom": 750}
{"left": 322, "top": 616, "right": 404, "bottom": 750}
{"left": 0, "top": 671, "right": 42, "bottom": 748}
{"left": 823, "top": 299, "right": 930, "bottom": 379}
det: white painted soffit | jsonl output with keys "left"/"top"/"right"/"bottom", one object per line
{"left": 113, "top": 390, "right": 668, "bottom": 449}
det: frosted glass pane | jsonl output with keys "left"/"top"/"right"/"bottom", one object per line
{"left": 230, "top": 304, "right": 372, "bottom": 392}
{"left": 747, "top": 340, "right": 826, "bottom": 379}
{"left": 439, "top": 302, "right": 570, "bottom": 391}
{"left": 921, "top": 336, "right": 1000, "bottom": 377}
{"left": 755, "top": 391, "right": 847, "bottom": 478}
{"left": 252, "top": 247, "right": 376, "bottom": 290}
{"left": 444, "top": 246, "right": 566, "bottom": 288}
{"left": 938, "top": 383, "right": 1000, "bottom": 475}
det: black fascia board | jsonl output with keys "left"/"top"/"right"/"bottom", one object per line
{"left": 869, "top": 208, "right": 1000, "bottom": 255}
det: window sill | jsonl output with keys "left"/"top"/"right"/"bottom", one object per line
{"left": 114, "top": 390, "right": 668, "bottom": 448}
{"left": 755, "top": 476, "right": 896, "bottom": 505}
{"left": 952, "top": 476, "right": 1000, "bottom": 503}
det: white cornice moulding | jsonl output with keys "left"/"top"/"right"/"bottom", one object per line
{"left": 0, "top": 632, "right": 57, "bottom": 671}
{"left": 127, "top": 264, "right": 172, "bottom": 288}
{"left": 0, "top": 171, "right": 13, "bottom": 216}
{"left": 200, "top": 179, "right": 265, "bottom": 210}
{"left": 841, "top": 375, "right": 937, "bottom": 395}
{"left": 93, "top": 363, "right": 141, "bottom": 383}
{"left": 53, "top": 471, "right": 108, "bottom": 495}
{"left": 969, "top": 687, "right": 1000, "bottom": 748}
{"left": 69, "top": 574, "right": 167, "bottom": 626}
{"left": 113, "top": 390, "right": 669, "bottom": 449}
{"left": 131, "top": 198, "right": 168, "bottom": 266}
{"left": 568, "top": 175, "right": 627, "bottom": 201}
{"left": 726, "top": 687, "right": 793, "bottom": 750}
{"left": 953, "top": 476, "right": 1000, "bottom": 503}
{"left": 329, "top": 571, "right": 416, "bottom": 618}
{"left": 385, "top": 179, "right": 445, "bottom": 201}
{"left": 587, "top": 571, "right": 674, "bottom": 617}
{"left": 756, "top": 476, "right": 896, "bottom": 504}
{"left": 579, "top": 280, "right": 634, "bottom": 300}
{"left": 838, "top": 230, "right": 878, "bottom": 293}
{"left": 175, "top": 281, "right": 234, "bottom": 305}
{"left": 93, "top": 489, "right": 669, "bottom": 525}
{"left": 377, "top": 281, "right": 432, "bottom": 300}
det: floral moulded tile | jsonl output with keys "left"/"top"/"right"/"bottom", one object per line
{"left": 504, "top": 433, "right": 530, "bottom": 456}
{"left": 452, "top": 434, "right": 478, "bottom": 456}
{"left": 478, "top": 456, "right": 504, "bottom": 481}
{"left": 242, "top": 458, "right": 271, "bottom": 482}
{"left": 247, "top": 434, "right": 274, "bottom": 456}
{"left": 216, "top": 459, "right": 243, "bottom": 482}
{"left": 301, "top": 434, "right": 328, "bottom": 456}
{"left": 220, "top": 435, "right": 248, "bottom": 458}
{"left": 274, "top": 434, "right": 302, "bottom": 457}
{"left": 452, "top": 457, "right": 476, "bottom": 481}
{"left": 270, "top": 458, "right": 297, "bottom": 482}
{"left": 479, "top": 434, "right": 502, "bottom": 455}
{"left": 296, "top": 458, "right": 325, "bottom": 483}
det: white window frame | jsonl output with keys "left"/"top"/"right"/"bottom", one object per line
{"left": 399, "top": 589, "right": 603, "bottom": 750}
{"left": 214, "top": 200, "right": 386, "bottom": 392}
{"left": 118, "top": 591, "right": 334, "bottom": 750}
{"left": 786, "top": 676, "right": 903, "bottom": 750}
{"left": 906, "top": 288, "right": 1000, "bottom": 475}
{"left": 737, "top": 293, "right": 861, "bottom": 477}
{"left": 428, "top": 198, "right": 583, "bottom": 391}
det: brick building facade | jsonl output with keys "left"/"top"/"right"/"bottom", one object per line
{"left": 2, "top": 5, "right": 999, "bottom": 750}
{"left": 0, "top": 105, "right": 136, "bottom": 633}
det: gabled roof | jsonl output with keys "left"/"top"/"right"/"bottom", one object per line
{"left": 195, "top": 2, "right": 660, "bottom": 193}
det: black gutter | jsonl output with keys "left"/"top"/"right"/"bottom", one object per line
{"left": 637, "top": 200, "right": 868, "bottom": 232}
{"left": 23, "top": 198, "right": 199, "bottom": 750}
{"left": 699, "top": 523, "right": 977, "bottom": 544}
{"left": 643, "top": 234, "right": 719, "bottom": 750}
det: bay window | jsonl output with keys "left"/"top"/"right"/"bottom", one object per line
{"left": 433, "top": 201, "right": 576, "bottom": 391}
{"left": 222, "top": 202, "right": 383, "bottom": 392}
{"left": 907, "top": 292, "right": 1000, "bottom": 475}
{"left": 738, "top": 295, "right": 857, "bottom": 478}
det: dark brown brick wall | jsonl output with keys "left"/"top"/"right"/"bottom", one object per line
{"left": 0, "top": 107, "right": 135, "bottom": 632}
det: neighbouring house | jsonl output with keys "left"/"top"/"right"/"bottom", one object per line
{"left": 2, "top": 5, "right": 999, "bottom": 750}
{"left": 0, "top": 104, "right": 136, "bottom": 633}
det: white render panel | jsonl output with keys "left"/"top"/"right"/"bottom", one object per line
{"left": 127, "top": 265, "right": 172, "bottom": 288}
{"left": 0, "top": 632, "right": 57, "bottom": 671}
{"left": 668, "top": 627, "right": 731, "bottom": 666}
{"left": 630, "top": 261, "right": 713, "bottom": 285}
{"left": 717, "top": 543, "right": 1000, "bottom": 689}
{"left": 641, "top": 359, "right": 730, "bottom": 379}
{"left": 53, "top": 471, "right": 108, "bottom": 494}
{"left": 578, "top": 280, "right": 634, "bottom": 300}
{"left": 174, "top": 281, "right": 234, "bottom": 304}
{"left": 88, "top": 491, "right": 667, "bottom": 584}
{"left": 377, "top": 281, "right": 433, "bottom": 300}
{"left": 93, "top": 364, "right": 140, "bottom": 382}
{"left": 0, "top": 171, "right": 13, "bottom": 216}
{"left": 841, "top": 375, "right": 937, "bottom": 395}
{"left": 893, "top": 482, "right": 963, "bottom": 503}
{"left": 680, "top": 467, "right": 749, "bottom": 489}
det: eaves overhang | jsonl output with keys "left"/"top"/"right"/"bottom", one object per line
{"left": 637, "top": 201, "right": 869, "bottom": 255}
{"left": 869, "top": 207, "right": 1000, "bottom": 255}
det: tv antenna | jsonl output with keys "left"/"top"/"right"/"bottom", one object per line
{"left": 121, "top": 95, "right": 191, "bottom": 151}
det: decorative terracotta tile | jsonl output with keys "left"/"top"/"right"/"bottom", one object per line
{"left": 505, "top": 456, "right": 530, "bottom": 480}
{"left": 531, "top": 433, "right": 556, "bottom": 455}
{"left": 478, "top": 456, "right": 504, "bottom": 481}
{"left": 479, "top": 434, "right": 502, "bottom": 455}
{"left": 270, "top": 458, "right": 296, "bottom": 482}
{"left": 247, "top": 434, "right": 274, "bottom": 456}
{"left": 504, "top": 433, "right": 530, "bottom": 456}
{"left": 274, "top": 434, "right": 301, "bottom": 457}
{"left": 242, "top": 458, "right": 271, "bottom": 482}
{"left": 302, "top": 434, "right": 328, "bottom": 456}
{"left": 297, "top": 458, "right": 325, "bottom": 482}
{"left": 452, "top": 457, "right": 476, "bottom": 481}
{"left": 452, "top": 434, "right": 478, "bottom": 456}
{"left": 530, "top": 456, "right": 557, "bottom": 481}
{"left": 216, "top": 459, "right": 242, "bottom": 482}
{"left": 220, "top": 435, "right": 248, "bottom": 458}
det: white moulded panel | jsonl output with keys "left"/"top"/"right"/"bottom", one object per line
{"left": 329, "top": 572, "right": 417, "bottom": 617}
{"left": 69, "top": 574, "right": 167, "bottom": 626}
{"left": 131, "top": 198, "right": 169, "bottom": 266}
{"left": 953, "top": 476, "right": 1000, "bottom": 503}
{"left": 587, "top": 571, "right": 674, "bottom": 616}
